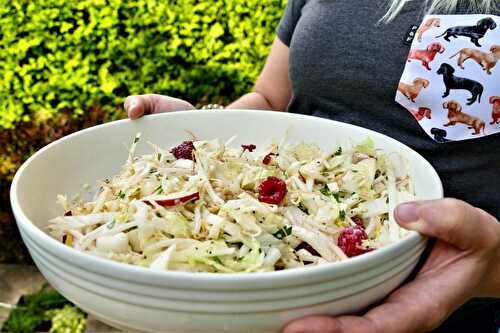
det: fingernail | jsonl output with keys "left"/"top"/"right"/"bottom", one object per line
{"left": 395, "top": 202, "right": 420, "bottom": 224}
{"left": 128, "top": 102, "right": 140, "bottom": 118}
{"left": 283, "top": 321, "right": 318, "bottom": 333}
{"left": 282, "top": 323, "right": 305, "bottom": 333}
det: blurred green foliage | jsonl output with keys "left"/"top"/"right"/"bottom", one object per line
{"left": 0, "top": 0, "right": 285, "bottom": 129}
{"left": 2, "top": 285, "right": 86, "bottom": 333}
{"left": 46, "top": 305, "right": 86, "bottom": 333}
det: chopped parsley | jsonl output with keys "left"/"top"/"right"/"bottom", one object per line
{"left": 155, "top": 212, "right": 162, "bottom": 218}
{"left": 298, "top": 202, "right": 309, "bottom": 215}
{"left": 334, "top": 146, "right": 342, "bottom": 156}
{"left": 319, "top": 185, "right": 331, "bottom": 196}
{"left": 154, "top": 185, "right": 163, "bottom": 194}
{"left": 107, "top": 220, "right": 116, "bottom": 229}
{"left": 212, "top": 256, "right": 223, "bottom": 265}
{"left": 133, "top": 136, "right": 140, "bottom": 144}
{"left": 117, "top": 190, "right": 125, "bottom": 199}
{"left": 319, "top": 185, "right": 341, "bottom": 202}
{"left": 273, "top": 225, "right": 293, "bottom": 240}
{"left": 157, "top": 153, "right": 162, "bottom": 161}
{"left": 339, "top": 210, "right": 346, "bottom": 221}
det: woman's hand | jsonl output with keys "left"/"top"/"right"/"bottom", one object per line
{"left": 124, "top": 94, "right": 195, "bottom": 119}
{"left": 283, "top": 199, "right": 500, "bottom": 333}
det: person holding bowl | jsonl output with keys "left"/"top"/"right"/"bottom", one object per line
{"left": 125, "top": 0, "right": 500, "bottom": 331}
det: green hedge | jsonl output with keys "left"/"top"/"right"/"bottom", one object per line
{"left": 0, "top": 0, "right": 286, "bottom": 129}
{"left": 0, "top": 0, "right": 285, "bottom": 265}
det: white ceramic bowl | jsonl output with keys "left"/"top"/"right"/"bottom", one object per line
{"left": 10, "top": 110, "right": 443, "bottom": 333}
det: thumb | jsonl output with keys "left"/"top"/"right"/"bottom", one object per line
{"left": 124, "top": 95, "right": 148, "bottom": 119}
{"left": 125, "top": 94, "right": 196, "bottom": 119}
{"left": 395, "top": 198, "right": 498, "bottom": 250}
{"left": 283, "top": 315, "right": 371, "bottom": 333}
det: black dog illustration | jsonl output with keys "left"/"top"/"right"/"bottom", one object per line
{"left": 430, "top": 127, "right": 451, "bottom": 143}
{"left": 436, "top": 63, "right": 483, "bottom": 105}
{"left": 435, "top": 17, "right": 497, "bottom": 47}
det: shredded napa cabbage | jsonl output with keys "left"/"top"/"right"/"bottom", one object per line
{"left": 48, "top": 135, "right": 415, "bottom": 273}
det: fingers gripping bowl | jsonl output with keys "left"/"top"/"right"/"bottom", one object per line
{"left": 10, "top": 110, "right": 443, "bottom": 333}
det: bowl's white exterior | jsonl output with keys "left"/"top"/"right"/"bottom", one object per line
{"left": 11, "top": 110, "right": 443, "bottom": 333}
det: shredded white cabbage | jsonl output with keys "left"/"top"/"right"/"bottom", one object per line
{"left": 48, "top": 135, "right": 415, "bottom": 273}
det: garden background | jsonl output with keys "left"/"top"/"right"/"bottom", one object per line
{"left": 0, "top": 0, "right": 285, "bottom": 331}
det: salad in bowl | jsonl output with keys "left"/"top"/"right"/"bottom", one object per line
{"left": 48, "top": 134, "right": 416, "bottom": 273}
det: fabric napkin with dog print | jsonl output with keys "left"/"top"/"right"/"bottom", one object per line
{"left": 396, "top": 14, "right": 500, "bottom": 143}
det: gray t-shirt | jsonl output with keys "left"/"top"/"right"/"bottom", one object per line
{"left": 277, "top": 1, "right": 500, "bottom": 331}
{"left": 277, "top": 0, "right": 500, "bottom": 221}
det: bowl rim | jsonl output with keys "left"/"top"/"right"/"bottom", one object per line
{"left": 10, "top": 110, "right": 443, "bottom": 287}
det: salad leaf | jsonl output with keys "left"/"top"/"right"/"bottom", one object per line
{"left": 355, "top": 137, "right": 375, "bottom": 156}
{"left": 291, "top": 143, "right": 321, "bottom": 161}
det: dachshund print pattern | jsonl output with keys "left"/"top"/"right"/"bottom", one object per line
{"left": 395, "top": 14, "right": 500, "bottom": 142}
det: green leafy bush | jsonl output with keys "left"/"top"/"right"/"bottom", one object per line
{"left": 0, "top": 0, "right": 286, "bottom": 129}
{"left": 2, "top": 285, "right": 86, "bottom": 333}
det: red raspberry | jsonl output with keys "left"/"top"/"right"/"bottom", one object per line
{"left": 337, "top": 225, "right": 373, "bottom": 257}
{"left": 258, "top": 176, "right": 287, "bottom": 205}
{"left": 241, "top": 144, "right": 256, "bottom": 152}
{"left": 171, "top": 141, "right": 195, "bottom": 160}
{"left": 351, "top": 216, "right": 365, "bottom": 228}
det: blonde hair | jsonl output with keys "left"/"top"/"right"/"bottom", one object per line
{"left": 382, "top": 0, "right": 500, "bottom": 22}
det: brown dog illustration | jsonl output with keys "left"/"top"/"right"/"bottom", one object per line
{"left": 398, "top": 78, "right": 430, "bottom": 102}
{"left": 407, "top": 107, "right": 432, "bottom": 121}
{"left": 450, "top": 44, "right": 500, "bottom": 74}
{"left": 489, "top": 96, "right": 500, "bottom": 124}
{"left": 408, "top": 42, "right": 445, "bottom": 70}
{"left": 442, "top": 100, "right": 485, "bottom": 135}
{"left": 416, "top": 18, "right": 441, "bottom": 42}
